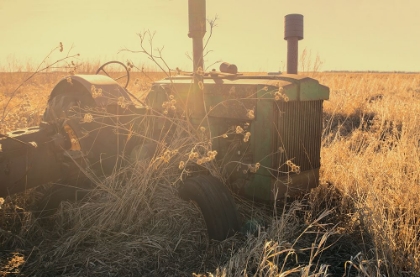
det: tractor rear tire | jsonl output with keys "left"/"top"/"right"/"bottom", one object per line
{"left": 179, "top": 175, "right": 240, "bottom": 241}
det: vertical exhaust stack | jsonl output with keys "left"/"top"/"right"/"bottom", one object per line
{"left": 188, "top": 0, "right": 206, "bottom": 78}
{"left": 284, "top": 14, "right": 303, "bottom": 74}
{"left": 188, "top": 0, "right": 206, "bottom": 117}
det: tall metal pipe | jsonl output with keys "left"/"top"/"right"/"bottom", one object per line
{"left": 284, "top": 14, "right": 303, "bottom": 74}
{"left": 188, "top": 0, "right": 206, "bottom": 75}
{"left": 188, "top": 0, "right": 206, "bottom": 117}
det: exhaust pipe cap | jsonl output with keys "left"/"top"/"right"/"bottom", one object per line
{"left": 284, "top": 14, "right": 304, "bottom": 40}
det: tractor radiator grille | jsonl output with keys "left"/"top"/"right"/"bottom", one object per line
{"left": 274, "top": 100, "right": 323, "bottom": 175}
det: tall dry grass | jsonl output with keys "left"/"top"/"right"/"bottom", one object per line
{"left": 0, "top": 65, "right": 419, "bottom": 276}
{"left": 319, "top": 72, "right": 420, "bottom": 276}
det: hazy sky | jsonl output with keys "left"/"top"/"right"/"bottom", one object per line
{"left": 0, "top": 0, "right": 419, "bottom": 72}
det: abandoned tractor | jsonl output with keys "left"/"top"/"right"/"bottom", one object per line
{"left": 0, "top": 0, "right": 329, "bottom": 240}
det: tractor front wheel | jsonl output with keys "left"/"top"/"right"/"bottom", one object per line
{"left": 179, "top": 175, "right": 240, "bottom": 241}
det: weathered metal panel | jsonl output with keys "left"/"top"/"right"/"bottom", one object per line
{"left": 244, "top": 85, "right": 276, "bottom": 200}
{"left": 300, "top": 79, "right": 330, "bottom": 101}
{"left": 274, "top": 100, "right": 323, "bottom": 174}
{"left": 206, "top": 84, "right": 257, "bottom": 120}
{"left": 0, "top": 127, "right": 63, "bottom": 196}
{"left": 49, "top": 75, "right": 132, "bottom": 107}
{"left": 154, "top": 75, "right": 329, "bottom": 102}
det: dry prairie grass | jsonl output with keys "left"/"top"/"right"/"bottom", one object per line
{"left": 0, "top": 68, "right": 419, "bottom": 276}
{"left": 318, "top": 72, "right": 420, "bottom": 276}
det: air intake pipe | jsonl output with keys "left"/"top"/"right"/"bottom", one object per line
{"left": 284, "top": 14, "right": 303, "bottom": 74}
{"left": 188, "top": 0, "right": 206, "bottom": 117}
{"left": 188, "top": 0, "right": 206, "bottom": 77}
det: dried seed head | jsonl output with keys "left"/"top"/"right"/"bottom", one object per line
{"left": 274, "top": 88, "right": 289, "bottom": 102}
{"left": 207, "top": 150, "right": 217, "bottom": 159}
{"left": 82, "top": 113, "right": 93, "bottom": 123}
{"left": 91, "top": 85, "right": 96, "bottom": 94}
{"left": 203, "top": 157, "right": 211, "bottom": 163}
{"left": 243, "top": 132, "right": 251, "bottom": 142}
{"left": 235, "top": 126, "right": 244, "bottom": 134}
{"left": 189, "top": 152, "right": 199, "bottom": 160}
{"left": 196, "top": 67, "right": 204, "bottom": 76}
{"left": 248, "top": 162, "right": 260, "bottom": 173}
{"left": 246, "top": 109, "right": 255, "bottom": 120}
{"left": 91, "top": 87, "right": 102, "bottom": 99}
{"left": 117, "top": 96, "right": 127, "bottom": 108}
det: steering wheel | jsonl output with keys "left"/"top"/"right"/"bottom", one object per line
{"left": 96, "top": 61, "right": 130, "bottom": 89}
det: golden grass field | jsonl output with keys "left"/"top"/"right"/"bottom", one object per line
{"left": 0, "top": 66, "right": 419, "bottom": 276}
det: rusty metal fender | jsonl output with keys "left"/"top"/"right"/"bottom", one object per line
{"left": 48, "top": 74, "right": 132, "bottom": 107}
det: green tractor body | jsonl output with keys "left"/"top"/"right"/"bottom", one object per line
{"left": 147, "top": 74, "right": 329, "bottom": 201}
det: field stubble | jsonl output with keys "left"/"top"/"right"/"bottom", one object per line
{"left": 0, "top": 70, "right": 419, "bottom": 276}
